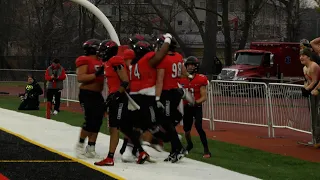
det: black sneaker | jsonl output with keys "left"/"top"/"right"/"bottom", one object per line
{"left": 171, "top": 148, "right": 187, "bottom": 163}
{"left": 164, "top": 152, "right": 175, "bottom": 162}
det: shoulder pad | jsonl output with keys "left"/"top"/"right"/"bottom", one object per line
{"left": 75, "top": 56, "right": 89, "bottom": 68}
{"left": 199, "top": 74, "right": 208, "bottom": 81}
{"left": 110, "top": 56, "right": 125, "bottom": 66}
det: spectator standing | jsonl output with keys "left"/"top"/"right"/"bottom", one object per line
{"left": 300, "top": 48, "right": 320, "bottom": 148}
{"left": 45, "top": 58, "right": 66, "bottom": 115}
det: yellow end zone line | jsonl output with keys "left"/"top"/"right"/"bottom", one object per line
{"left": 0, "top": 127, "right": 126, "bottom": 180}
{"left": 0, "top": 160, "right": 74, "bottom": 163}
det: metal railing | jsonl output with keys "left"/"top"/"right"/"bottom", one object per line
{"left": 210, "top": 80, "right": 271, "bottom": 136}
{"left": 61, "top": 76, "right": 312, "bottom": 138}
{"left": 0, "top": 69, "right": 312, "bottom": 138}
{"left": 61, "top": 74, "right": 108, "bottom": 106}
{"left": 209, "top": 80, "right": 312, "bottom": 138}
{"left": 268, "top": 83, "right": 311, "bottom": 136}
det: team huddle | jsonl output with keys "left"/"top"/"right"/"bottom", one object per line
{"left": 74, "top": 33, "right": 211, "bottom": 166}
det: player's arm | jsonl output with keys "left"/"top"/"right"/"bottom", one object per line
{"left": 196, "top": 86, "right": 207, "bottom": 104}
{"left": 156, "top": 69, "right": 165, "bottom": 100}
{"left": 305, "top": 65, "right": 318, "bottom": 91}
{"left": 311, "top": 37, "right": 320, "bottom": 54}
{"left": 114, "top": 65, "right": 129, "bottom": 93}
{"left": 76, "top": 65, "right": 96, "bottom": 83}
{"left": 149, "top": 34, "right": 172, "bottom": 68}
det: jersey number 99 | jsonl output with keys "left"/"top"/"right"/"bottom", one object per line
{"left": 172, "top": 62, "right": 182, "bottom": 78}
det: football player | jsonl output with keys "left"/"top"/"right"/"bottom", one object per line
{"left": 179, "top": 56, "right": 211, "bottom": 158}
{"left": 75, "top": 39, "right": 105, "bottom": 159}
{"left": 120, "top": 34, "right": 173, "bottom": 162}
{"left": 154, "top": 36, "right": 194, "bottom": 163}
{"left": 93, "top": 40, "right": 130, "bottom": 166}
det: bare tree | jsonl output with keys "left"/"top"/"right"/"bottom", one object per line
{"left": 77, "top": 0, "right": 104, "bottom": 46}
{"left": 119, "top": 0, "right": 192, "bottom": 55}
{"left": 200, "top": 0, "right": 218, "bottom": 75}
{"left": 9, "top": 0, "right": 85, "bottom": 69}
{"left": 0, "top": 0, "right": 20, "bottom": 55}
{"left": 272, "top": 0, "right": 300, "bottom": 41}
{"left": 0, "top": 0, "right": 22, "bottom": 69}
{"left": 222, "top": 0, "right": 232, "bottom": 66}
{"left": 238, "top": 0, "right": 267, "bottom": 49}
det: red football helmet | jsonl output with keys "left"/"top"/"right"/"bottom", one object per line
{"left": 83, "top": 39, "right": 101, "bottom": 56}
{"left": 131, "top": 40, "right": 153, "bottom": 64}
{"left": 98, "top": 40, "right": 118, "bottom": 62}
{"left": 185, "top": 56, "right": 200, "bottom": 74}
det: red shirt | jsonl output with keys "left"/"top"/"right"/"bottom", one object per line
{"left": 75, "top": 55, "right": 104, "bottom": 84}
{"left": 105, "top": 56, "right": 127, "bottom": 94}
{"left": 157, "top": 52, "right": 184, "bottom": 90}
{"left": 179, "top": 74, "right": 208, "bottom": 103}
{"left": 129, "top": 52, "right": 157, "bottom": 93}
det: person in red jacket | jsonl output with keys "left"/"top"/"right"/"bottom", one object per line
{"left": 45, "top": 58, "right": 66, "bottom": 115}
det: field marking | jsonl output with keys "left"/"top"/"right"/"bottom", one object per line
{"left": 0, "top": 160, "right": 75, "bottom": 163}
{"left": 0, "top": 127, "right": 125, "bottom": 180}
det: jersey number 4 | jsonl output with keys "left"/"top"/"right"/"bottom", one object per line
{"left": 172, "top": 62, "right": 182, "bottom": 78}
{"left": 129, "top": 64, "right": 140, "bottom": 80}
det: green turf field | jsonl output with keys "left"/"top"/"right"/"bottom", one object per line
{"left": 0, "top": 96, "right": 319, "bottom": 180}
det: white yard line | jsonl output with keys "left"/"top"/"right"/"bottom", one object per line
{"left": 0, "top": 108, "right": 260, "bottom": 180}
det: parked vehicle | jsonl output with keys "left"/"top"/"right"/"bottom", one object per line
{"left": 217, "top": 42, "right": 304, "bottom": 96}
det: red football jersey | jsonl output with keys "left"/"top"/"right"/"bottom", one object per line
{"left": 75, "top": 55, "right": 104, "bottom": 83}
{"left": 179, "top": 74, "right": 208, "bottom": 103}
{"left": 105, "top": 56, "right": 127, "bottom": 94}
{"left": 129, "top": 52, "right": 157, "bottom": 93}
{"left": 157, "top": 52, "right": 184, "bottom": 90}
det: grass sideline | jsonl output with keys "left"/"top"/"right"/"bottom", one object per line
{"left": 0, "top": 95, "right": 319, "bottom": 180}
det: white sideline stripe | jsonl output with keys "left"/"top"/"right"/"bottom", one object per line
{"left": 0, "top": 108, "right": 260, "bottom": 180}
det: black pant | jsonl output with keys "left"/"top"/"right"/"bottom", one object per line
{"left": 79, "top": 89, "right": 105, "bottom": 133}
{"left": 159, "top": 89, "right": 184, "bottom": 153}
{"left": 183, "top": 105, "right": 203, "bottom": 132}
{"left": 47, "top": 89, "right": 61, "bottom": 111}
{"left": 129, "top": 95, "right": 157, "bottom": 131}
{"left": 310, "top": 95, "right": 320, "bottom": 144}
{"left": 108, "top": 93, "right": 128, "bottom": 128}
{"left": 183, "top": 105, "right": 209, "bottom": 151}
{"left": 18, "top": 99, "right": 40, "bottom": 110}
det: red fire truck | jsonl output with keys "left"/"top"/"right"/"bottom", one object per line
{"left": 217, "top": 42, "right": 303, "bottom": 82}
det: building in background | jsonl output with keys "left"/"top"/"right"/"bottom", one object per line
{"left": 97, "top": 0, "right": 287, "bottom": 59}
{"left": 98, "top": 0, "right": 287, "bottom": 44}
